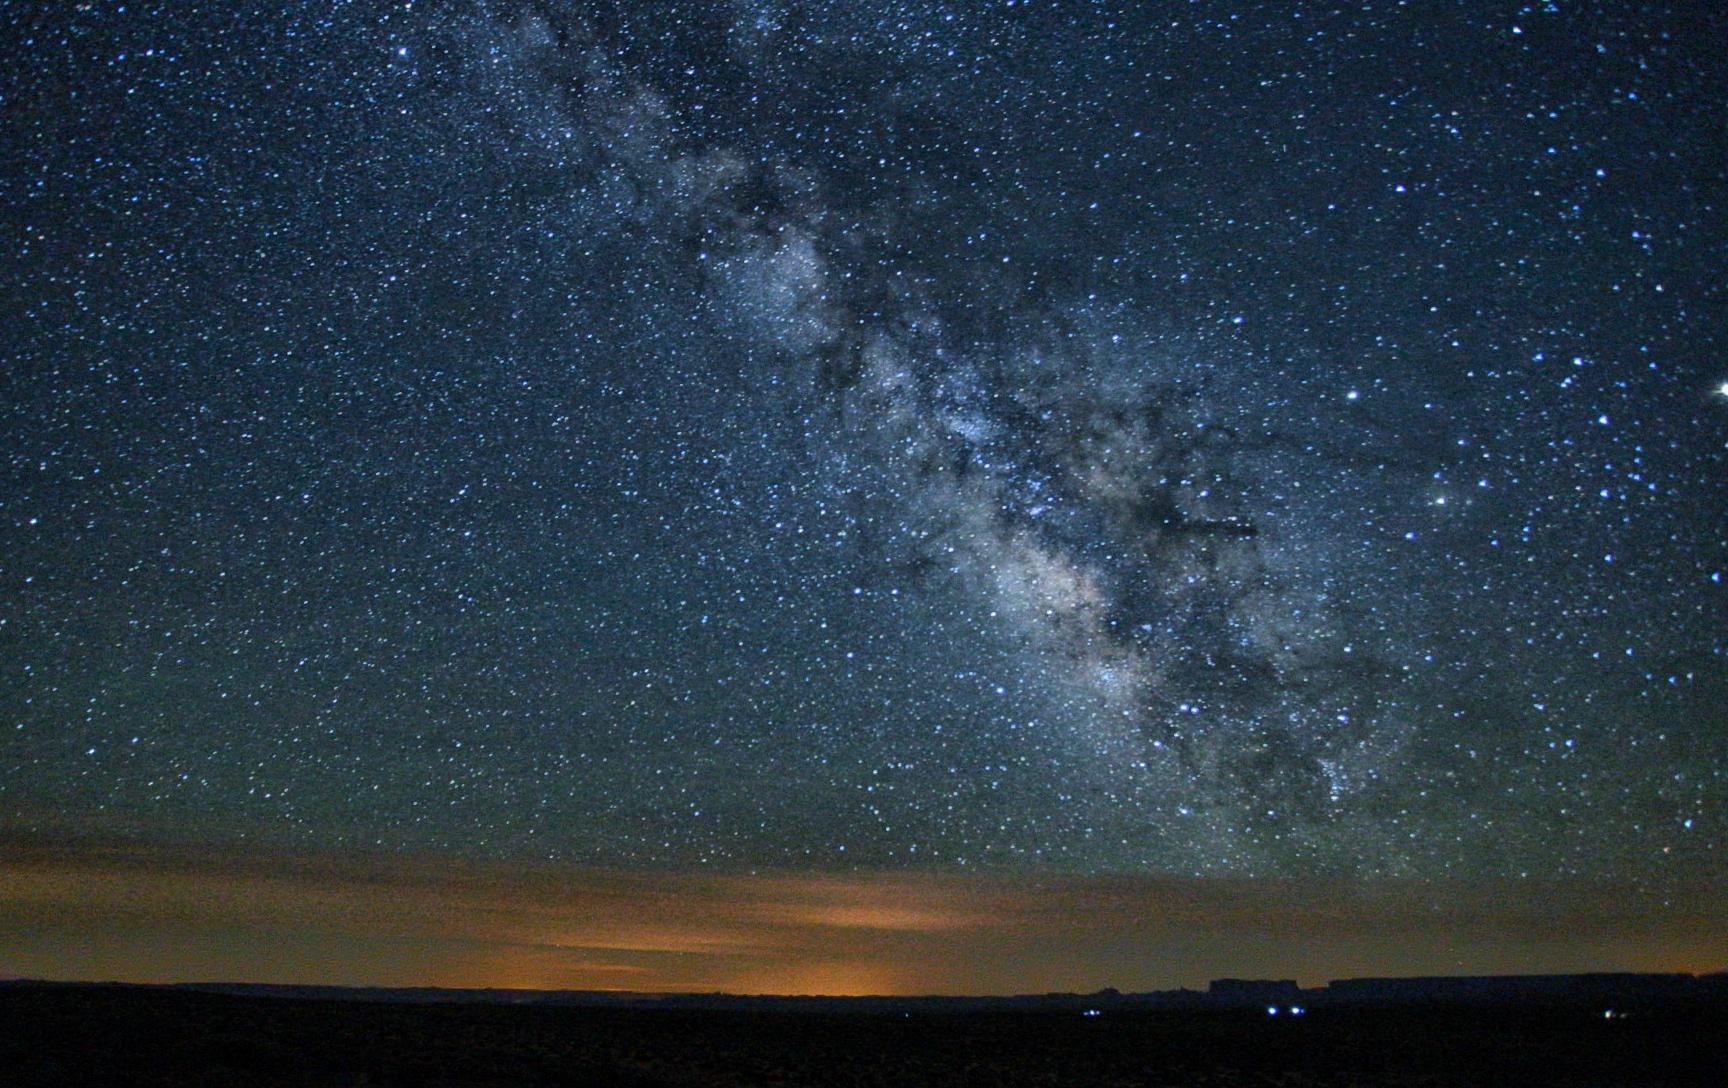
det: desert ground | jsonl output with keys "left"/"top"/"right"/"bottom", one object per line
{"left": 4, "top": 982, "right": 1725, "bottom": 1087}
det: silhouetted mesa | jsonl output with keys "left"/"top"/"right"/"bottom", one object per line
{"left": 1318, "top": 973, "right": 1714, "bottom": 1006}
{"left": 1195, "top": 972, "right": 1728, "bottom": 1011}
{"left": 1208, "top": 978, "right": 1303, "bottom": 1006}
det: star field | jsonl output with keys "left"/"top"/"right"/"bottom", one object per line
{"left": 2, "top": 1, "right": 1725, "bottom": 885}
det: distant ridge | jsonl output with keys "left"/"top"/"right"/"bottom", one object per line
{"left": 5, "top": 971, "right": 1724, "bottom": 1012}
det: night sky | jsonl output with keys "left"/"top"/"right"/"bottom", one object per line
{"left": 2, "top": 1, "right": 1725, "bottom": 992}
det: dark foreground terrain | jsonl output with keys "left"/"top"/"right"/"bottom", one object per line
{"left": 4, "top": 982, "right": 1724, "bottom": 1087}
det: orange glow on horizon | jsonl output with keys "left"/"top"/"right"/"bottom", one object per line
{"left": 0, "top": 836, "right": 1722, "bottom": 996}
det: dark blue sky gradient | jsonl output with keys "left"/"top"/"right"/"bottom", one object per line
{"left": 3, "top": 1, "right": 1725, "bottom": 885}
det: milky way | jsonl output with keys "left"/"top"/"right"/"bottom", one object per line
{"left": 3, "top": 1, "right": 1724, "bottom": 882}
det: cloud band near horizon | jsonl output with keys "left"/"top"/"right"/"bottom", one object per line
{"left": 3, "top": 836, "right": 1721, "bottom": 995}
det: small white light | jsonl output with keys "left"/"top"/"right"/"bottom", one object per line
{"left": 1266, "top": 1005, "right": 1279, "bottom": 1016}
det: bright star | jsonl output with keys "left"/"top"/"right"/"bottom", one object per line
{"left": 1715, "top": 380, "right": 1728, "bottom": 399}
